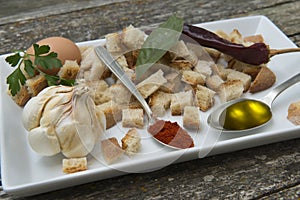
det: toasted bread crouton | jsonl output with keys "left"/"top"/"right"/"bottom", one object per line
{"left": 169, "top": 40, "right": 191, "bottom": 60}
{"left": 193, "top": 60, "right": 213, "bottom": 77}
{"left": 229, "top": 29, "right": 243, "bottom": 44}
{"left": 195, "top": 85, "right": 215, "bottom": 111}
{"left": 243, "top": 34, "right": 264, "bottom": 44}
{"left": 124, "top": 50, "right": 139, "bottom": 69}
{"left": 183, "top": 106, "right": 200, "bottom": 130}
{"left": 287, "top": 100, "right": 300, "bottom": 125}
{"left": 26, "top": 74, "right": 48, "bottom": 96}
{"left": 181, "top": 70, "right": 206, "bottom": 86}
{"left": 170, "top": 90, "right": 194, "bottom": 115}
{"left": 241, "top": 66, "right": 262, "bottom": 80}
{"left": 219, "top": 80, "right": 244, "bottom": 102}
{"left": 121, "top": 128, "right": 141, "bottom": 156}
{"left": 203, "top": 47, "right": 222, "bottom": 61}
{"left": 249, "top": 66, "right": 276, "bottom": 93}
{"left": 227, "top": 59, "right": 261, "bottom": 77}
{"left": 121, "top": 25, "right": 146, "bottom": 50}
{"left": 79, "top": 46, "right": 107, "bottom": 81}
{"left": 112, "top": 53, "right": 128, "bottom": 69}
{"left": 109, "top": 83, "right": 132, "bottom": 105}
{"left": 148, "top": 90, "right": 171, "bottom": 117}
{"left": 210, "top": 64, "right": 227, "bottom": 80}
{"left": 10, "top": 85, "right": 32, "bottom": 106}
{"left": 101, "top": 137, "right": 124, "bottom": 164}
{"left": 63, "top": 157, "right": 87, "bottom": 174}
{"left": 186, "top": 43, "right": 217, "bottom": 60}
{"left": 215, "top": 30, "right": 231, "bottom": 41}
{"left": 169, "top": 40, "right": 198, "bottom": 66}
{"left": 58, "top": 60, "right": 80, "bottom": 80}
{"left": 206, "top": 75, "right": 224, "bottom": 92}
{"left": 89, "top": 80, "right": 112, "bottom": 105}
{"left": 226, "top": 69, "right": 252, "bottom": 92}
{"left": 122, "top": 108, "right": 144, "bottom": 128}
{"left": 169, "top": 60, "right": 194, "bottom": 71}
{"left": 160, "top": 72, "right": 183, "bottom": 93}
{"left": 136, "top": 69, "right": 167, "bottom": 99}
{"left": 105, "top": 33, "right": 123, "bottom": 53}
{"left": 97, "top": 100, "right": 122, "bottom": 129}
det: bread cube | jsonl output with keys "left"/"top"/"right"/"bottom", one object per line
{"left": 170, "top": 90, "right": 194, "bottom": 115}
{"left": 121, "top": 128, "right": 141, "bottom": 156}
{"left": 160, "top": 72, "right": 183, "bottom": 93}
{"left": 58, "top": 60, "right": 80, "bottom": 80}
{"left": 105, "top": 32, "right": 123, "bottom": 53}
{"left": 193, "top": 60, "right": 214, "bottom": 77}
{"left": 205, "top": 74, "right": 224, "bottom": 92}
{"left": 62, "top": 157, "right": 87, "bottom": 174}
{"left": 183, "top": 106, "right": 200, "bottom": 130}
{"left": 287, "top": 100, "right": 300, "bottom": 125}
{"left": 249, "top": 66, "right": 276, "bottom": 93}
{"left": 195, "top": 85, "right": 216, "bottom": 111}
{"left": 122, "top": 25, "right": 146, "bottom": 50}
{"left": 219, "top": 80, "right": 244, "bottom": 102}
{"left": 226, "top": 69, "right": 252, "bottom": 92}
{"left": 136, "top": 69, "right": 167, "bottom": 99}
{"left": 101, "top": 137, "right": 124, "bottom": 164}
{"left": 122, "top": 108, "right": 144, "bottom": 128}
{"left": 97, "top": 100, "right": 122, "bottom": 129}
{"left": 181, "top": 70, "right": 206, "bottom": 86}
{"left": 148, "top": 90, "right": 171, "bottom": 117}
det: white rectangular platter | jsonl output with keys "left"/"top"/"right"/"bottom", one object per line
{"left": 1, "top": 15, "right": 300, "bottom": 197}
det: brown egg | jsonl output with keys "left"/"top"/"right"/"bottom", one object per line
{"left": 27, "top": 37, "right": 81, "bottom": 75}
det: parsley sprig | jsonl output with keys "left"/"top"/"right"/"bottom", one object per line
{"left": 5, "top": 44, "right": 75, "bottom": 96}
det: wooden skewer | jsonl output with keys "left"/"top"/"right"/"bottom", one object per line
{"left": 269, "top": 48, "right": 300, "bottom": 57}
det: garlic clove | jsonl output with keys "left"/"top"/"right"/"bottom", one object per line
{"left": 22, "top": 85, "right": 74, "bottom": 131}
{"left": 57, "top": 120, "right": 93, "bottom": 158}
{"left": 22, "top": 96, "right": 47, "bottom": 131}
{"left": 28, "top": 126, "right": 61, "bottom": 156}
{"left": 40, "top": 94, "right": 73, "bottom": 127}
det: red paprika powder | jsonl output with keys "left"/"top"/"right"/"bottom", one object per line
{"left": 148, "top": 120, "right": 194, "bottom": 149}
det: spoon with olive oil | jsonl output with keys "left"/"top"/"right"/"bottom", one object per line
{"left": 208, "top": 73, "right": 300, "bottom": 131}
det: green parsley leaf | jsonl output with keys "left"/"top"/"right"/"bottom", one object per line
{"left": 44, "top": 74, "right": 60, "bottom": 86}
{"left": 5, "top": 53, "right": 22, "bottom": 67}
{"left": 34, "top": 44, "right": 50, "bottom": 56}
{"left": 44, "top": 74, "right": 75, "bottom": 86}
{"left": 24, "top": 59, "right": 35, "bottom": 77}
{"left": 136, "top": 15, "right": 184, "bottom": 79}
{"left": 60, "top": 78, "right": 75, "bottom": 86}
{"left": 35, "top": 52, "right": 62, "bottom": 70}
{"left": 6, "top": 67, "right": 26, "bottom": 96}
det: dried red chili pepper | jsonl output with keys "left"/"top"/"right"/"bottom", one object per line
{"left": 182, "top": 23, "right": 270, "bottom": 65}
{"left": 148, "top": 120, "right": 194, "bottom": 149}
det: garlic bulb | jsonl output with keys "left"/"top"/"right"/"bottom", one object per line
{"left": 22, "top": 85, "right": 106, "bottom": 158}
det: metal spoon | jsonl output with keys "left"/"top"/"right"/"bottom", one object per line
{"left": 207, "top": 72, "right": 300, "bottom": 132}
{"left": 94, "top": 45, "right": 181, "bottom": 149}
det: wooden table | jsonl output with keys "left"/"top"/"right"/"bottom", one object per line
{"left": 0, "top": 0, "right": 300, "bottom": 199}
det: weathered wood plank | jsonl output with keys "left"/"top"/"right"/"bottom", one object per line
{"left": 0, "top": 0, "right": 299, "bottom": 55}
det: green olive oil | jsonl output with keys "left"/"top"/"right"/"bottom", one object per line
{"left": 221, "top": 100, "right": 272, "bottom": 130}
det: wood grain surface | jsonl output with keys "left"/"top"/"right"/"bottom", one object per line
{"left": 0, "top": 0, "right": 300, "bottom": 199}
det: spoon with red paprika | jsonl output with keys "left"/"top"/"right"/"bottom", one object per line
{"left": 182, "top": 24, "right": 300, "bottom": 65}
{"left": 95, "top": 45, "right": 194, "bottom": 150}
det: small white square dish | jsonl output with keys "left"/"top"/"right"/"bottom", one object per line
{"left": 1, "top": 15, "right": 300, "bottom": 197}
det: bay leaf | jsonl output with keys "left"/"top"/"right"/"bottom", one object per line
{"left": 135, "top": 15, "right": 184, "bottom": 79}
